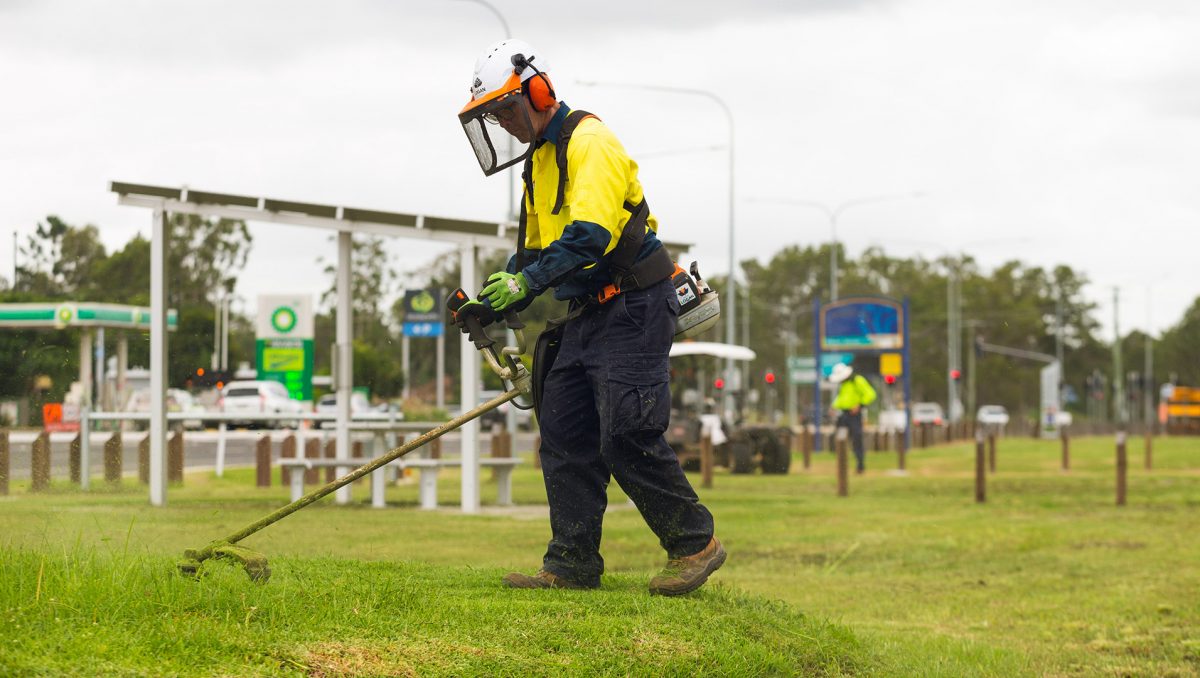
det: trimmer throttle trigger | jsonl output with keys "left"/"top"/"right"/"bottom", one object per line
{"left": 445, "top": 288, "right": 496, "bottom": 350}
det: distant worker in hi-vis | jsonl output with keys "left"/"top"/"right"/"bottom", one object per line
{"left": 454, "top": 39, "right": 724, "bottom": 595}
{"left": 828, "top": 363, "right": 877, "bottom": 473}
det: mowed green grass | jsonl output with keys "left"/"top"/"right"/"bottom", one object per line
{"left": 1, "top": 434, "right": 1198, "bottom": 676}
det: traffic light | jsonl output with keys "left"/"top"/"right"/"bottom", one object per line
{"left": 764, "top": 371, "right": 776, "bottom": 385}
{"left": 714, "top": 378, "right": 725, "bottom": 391}
{"left": 884, "top": 374, "right": 897, "bottom": 385}
{"left": 950, "top": 369, "right": 962, "bottom": 381}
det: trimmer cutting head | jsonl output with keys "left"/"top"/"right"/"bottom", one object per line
{"left": 179, "top": 541, "right": 271, "bottom": 583}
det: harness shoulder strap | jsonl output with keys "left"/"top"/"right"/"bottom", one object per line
{"left": 552, "top": 110, "right": 597, "bottom": 215}
{"left": 514, "top": 154, "right": 535, "bottom": 273}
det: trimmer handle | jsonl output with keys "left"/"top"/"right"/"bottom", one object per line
{"left": 446, "top": 288, "right": 497, "bottom": 350}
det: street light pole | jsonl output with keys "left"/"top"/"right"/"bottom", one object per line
{"left": 753, "top": 193, "right": 924, "bottom": 301}
{"left": 450, "top": 0, "right": 515, "bottom": 220}
{"left": 577, "top": 80, "right": 737, "bottom": 414}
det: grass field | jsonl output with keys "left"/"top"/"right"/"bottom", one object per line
{"left": 1, "top": 434, "right": 1198, "bottom": 676}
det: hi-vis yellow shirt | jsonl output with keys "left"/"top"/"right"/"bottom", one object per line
{"left": 511, "top": 105, "right": 664, "bottom": 299}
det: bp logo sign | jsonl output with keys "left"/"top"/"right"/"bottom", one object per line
{"left": 271, "top": 306, "right": 298, "bottom": 334}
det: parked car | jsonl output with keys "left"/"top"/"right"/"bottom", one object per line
{"left": 220, "top": 380, "right": 304, "bottom": 428}
{"left": 976, "top": 405, "right": 1010, "bottom": 428}
{"left": 911, "top": 402, "right": 946, "bottom": 426}
{"left": 478, "top": 389, "right": 535, "bottom": 430}
{"left": 315, "top": 391, "right": 373, "bottom": 416}
{"left": 126, "top": 388, "right": 208, "bottom": 430}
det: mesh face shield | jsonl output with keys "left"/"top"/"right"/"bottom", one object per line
{"left": 459, "top": 91, "right": 535, "bottom": 176}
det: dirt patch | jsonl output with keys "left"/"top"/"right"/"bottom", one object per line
{"left": 302, "top": 639, "right": 494, "bottom": 677}
{"left": 1069, "top": 540, "right": 1147, "bottom": 551}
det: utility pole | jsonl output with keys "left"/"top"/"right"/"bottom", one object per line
{"left": 966, "top": 321, "right": 980, "bottom": 418}
{"left": 1056, "top": 289, "right": 1065, "bottom": 416}
{"left": 946, "top": 263, "right": 961, "bottom": 422}
{"left": 1112, "top": 288, "right": 1125, "bottom": 428}
{"left": 1144, "top": 289, "right": 1154, "bottom": 431}
{"left": 785, "top": 316, "right": 796, "bottom": 426}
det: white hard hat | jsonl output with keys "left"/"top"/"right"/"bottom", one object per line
{"left": 458, "top": 39, "right": 555, "bottom": 176}
{"left": 468, "top": 39, "right": 548, "bottom": 102}
{"left": 828, "top": 362, "right": 854, "bottom": 384}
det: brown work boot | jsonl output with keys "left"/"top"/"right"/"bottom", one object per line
{"left": 649, "top": 537, "right": 727, "bottom": 596}
{"left": 502, "top": 569, "right": 595, "bottom": 590}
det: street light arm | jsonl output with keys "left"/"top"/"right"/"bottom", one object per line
{"left": 450, "top": 0, "right": 511, "bottom": 37}
{"left": 831, "top": 192, "right": 926, "bottom": 220}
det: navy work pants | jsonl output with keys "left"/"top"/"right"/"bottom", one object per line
{"left": 537, "top": 277, "right": 714, "bottom": 586}
{"left": 836, "top": 410, "right": 866, "bottom": 471}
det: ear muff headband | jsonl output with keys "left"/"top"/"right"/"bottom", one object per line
{"left": 511, "top": 53, "right": 556, "bottom": 112}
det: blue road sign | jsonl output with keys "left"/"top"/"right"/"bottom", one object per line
{"left": 402, "top": 322, "right": 444, "bottom": 338}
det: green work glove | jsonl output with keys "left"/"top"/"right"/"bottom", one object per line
{"left": 480, "top": 271, "right": 529, "bottom": 311}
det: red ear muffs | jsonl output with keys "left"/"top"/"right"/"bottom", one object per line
{"left": 526, "top": 72, "right": 556, "bottom": 112}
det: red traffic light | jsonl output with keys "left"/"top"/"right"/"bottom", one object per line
{"left": 884, "top": 374, "right": 897, "bottom": 385}
{"left": 764, "top": 371, "right": 776, "bottom": 385}
{"left": 714, "top": 378, "right": 725, "bottom": 390}
{"left": 950, "top": 369, "right": 962, "bottom": 381}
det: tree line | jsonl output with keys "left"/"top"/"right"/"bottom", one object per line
{"left": 1, "top": 216, "right": 1196, "bottom": 424}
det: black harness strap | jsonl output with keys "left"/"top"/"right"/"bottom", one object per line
{"left": 551, "top": 110, "right": 597, "bottom": 215}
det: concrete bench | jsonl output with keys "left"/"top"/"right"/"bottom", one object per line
{"left": 278, "top": 456, "right": 523, "bottom": 510}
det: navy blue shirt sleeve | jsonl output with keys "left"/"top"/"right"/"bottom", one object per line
{"left": 519, "top": 220, "right": 612, "bottom": 293}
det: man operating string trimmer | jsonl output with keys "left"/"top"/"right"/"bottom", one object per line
{"left": 457, "top": 39, "right": 725, "bottom": 595}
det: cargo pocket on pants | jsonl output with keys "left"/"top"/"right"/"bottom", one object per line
{"left": 608, "top": 360, "right": 671, "bottom": 439}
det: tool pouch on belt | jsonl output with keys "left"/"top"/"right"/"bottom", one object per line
{"left": 531, "top": 321, "right": 563, "bottom": 423}
{"left": 531, "top": 303, "right": 585, "bottom": 421}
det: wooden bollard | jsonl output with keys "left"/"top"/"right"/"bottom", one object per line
{"left": 255, "top": 436, "right": 271, "bottom": 487}
{"left": 1116, "top": 433, "right": 1127, "bottom": 506}
{"left": 308, "top": 439, "right": 323, "bottom": 485}
{"left": 1061, "top": 428, "right": 1070, "bottom": 471}
{"left": 69, "top": 433, "right": 81, "bottom": 484}
{"left": 801, "top": 424, "right": 812, "bottom": 470}
{"left": 0, "top": 430, "right": 9, "bottom": 495}
{"left": 491, "top": 427, "right": 510, "bottom": 481}
{"left": 1144, "top": 430, "right": 1153, "bottom": 470}
{"left": 431, "top": 436, "right": 443, "bottom": 460}
{"left": 105, "top": 433, "right": 124, "bottom": 486}
{"left": 280, "top": 434, "right": 296, "bottom": 485}
{"left": 919, "top": 424, "right": 928, "bottom": 449}
{"left": 873, "top": 429, "right": 881, "bottom": 453}
{"left": 975, "top": 433, "right": 986, "bottom": 503}
{"left": 138, "top": 436, "right": 150, "bottom": 484}
{"left": 836, "top": 432, "right": 849, "bottom": 497}
{"left": 897, "top": 429, "right": 907, "bottom": 471}
{"left": 700, "top": 433, "right": 713, "bottom": 489}
{"left": 167, "top": 431, "right": 183, "bottom": 484}
{"left": 533, "top": 435, "right": 541, "bottom": 469}
{"left": 987, "top": 433, "right": 996, "bottom": 474}
{"left": 31, "top": 432, "right": 50, "bottom": 491}
{"left": 323, "top": 438, "right": 337, "bottom": 483}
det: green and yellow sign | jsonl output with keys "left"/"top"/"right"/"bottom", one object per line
{"left": 257, "top": 295, "right": 314, "bottom": 401}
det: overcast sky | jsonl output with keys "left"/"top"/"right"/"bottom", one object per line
{"left": 1, "top": 0, "right": 1197, "bottom": 338}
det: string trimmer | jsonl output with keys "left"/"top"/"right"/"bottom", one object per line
{"left": 179, "top": 289, "right": 532, "bottom": 582}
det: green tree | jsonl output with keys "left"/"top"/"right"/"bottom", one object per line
{"left": 1157, "top": 296, "right": 1200, "bottom": 386}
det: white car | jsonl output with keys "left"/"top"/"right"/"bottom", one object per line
{"left": 478, "top": 389, "right": 535, "bottom": 430}
{"left": 911, "top": 402, "right": 946, "bottom": 426}
{"left": 127, "top": 388, "right": 207, "bottom": 430}
{"left": 976, "top": 405, "right": 1010, "bottom": 427}
{"left": 315, "top": 391, "right": 373, "bottom": 416}
{"left": 220, "top": 380, "right": 305, "bottom": 428}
